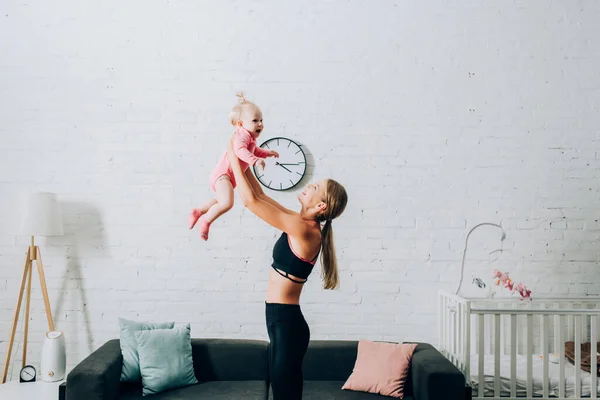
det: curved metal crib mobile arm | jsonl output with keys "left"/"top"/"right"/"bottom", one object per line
{"left": 453, "top": 222, "right": 506, "bottom": 296}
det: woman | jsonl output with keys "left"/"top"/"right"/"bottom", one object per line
{"left": 227, "top": 139, "right": 348, "bottom": 399}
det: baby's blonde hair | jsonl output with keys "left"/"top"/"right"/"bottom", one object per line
{"left": 230, "top": 92, "right": 259, "bottom": 126}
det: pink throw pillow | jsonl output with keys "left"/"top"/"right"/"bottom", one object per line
{"left": 342, "top": 340, "right": 418, "bottom": 399}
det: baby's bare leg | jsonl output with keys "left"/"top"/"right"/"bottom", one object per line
{"left": 198, "top": 198, "right": 217, "bottom": 214}
{"left": 197, "top": 177, "right": 234, "bottom": 240}
{"left": 204, "top": 177, "right": 234, "bottom": 222}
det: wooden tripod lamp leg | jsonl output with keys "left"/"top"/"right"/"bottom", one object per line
{"left": 35, "top": 246, "right": 55, "bottom": 332}
{"left": 22, "top": 258, "right": 33, "bottom": 369}
{"left": 1, "top": 248, "right": 31, "bottom": 384}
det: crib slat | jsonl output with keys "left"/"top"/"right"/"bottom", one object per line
{"left": 450, "top": 299, "right": 454, "bottom": 363}
{"left": 559, "top": 314, "right": 565, "bottom": 398}
{"left": 575, "top": 315, "right": 581, "bottom": 397}
{"left": 448, "top": 297, "right": 452, "bottom": 361}
{"left": 592, "top": 315, "right": 597, "bottom": 399}
{"left": 568, "top": 302, "right": 574, "bottom": 340}
{"left": 499, "top": 305, "right": 505, "bottom": 356}
{"left": 458, "top": 302, "right": 463, "bottom": 372}
{"left": 464, "top": 303, "right": 471, "bottom": 383}
{"left": 442, "top": 297, "right": 452, "bottom": 357}
{"left": 452, "top": 302, "right": 456, "bottom": 364}
{"left": 448, "top": 297, "right": 452, "bottom": 360}
{"left": 494, "top": 314, "right": 500, "bottom": 397}
{"left": 542, "top": 314, "right": 549, "bottom": 398}
{"left": 449, "top": 301, "right": 454, "bottom": 364}
{"left": 510, "top": 314, "right": 517, "bottom": 398}
{"left": 526, "top": 314, "right": 533, "bottom": 398}
{"left": 583, "top": 307, "right": 589, "bottom": 342}
{"left": 486, "top": 313, "right": 492, "bottom": 354}
{"left": 438, "top": 294, "right": 442, "bottom": 353}
{"left": 440, "top": 296, "right": 445, "bottom": 356}
{"left": 478, "top": 314, "right": 484, "bottom": 398}
{"left": 555, "top": 303, "right": 560, "bottom": 353}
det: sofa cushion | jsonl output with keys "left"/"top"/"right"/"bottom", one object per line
{"left": 191, "top": 338, "right": 269, "bottom": 381}
{"left": 342, "top": 340, "right": 417, "bottom": 398}
{"left": 135, "top": 324, "right": 198, "bottom": 395}
{"left": 303, "top": 341, "right": 359, "bottom": 381}
{"left": 268, "top": 381, "right": 415, "bottom": 399}
{"left": 118, "top": 318, "right": 175, "bottom": 382}
{"left": 120, "top": 380, "right": 268, "bottom": 399}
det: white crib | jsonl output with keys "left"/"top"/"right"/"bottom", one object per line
{"left": 438, "top": 291, "right": 600, "bottom": 399}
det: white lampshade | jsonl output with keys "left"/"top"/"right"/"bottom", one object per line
{"left": 21, "top": 192, "right": 64, "bottom": 236}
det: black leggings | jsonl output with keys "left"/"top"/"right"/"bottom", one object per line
{"left": 265, "top": 302, "right": 310, "bottom": 400}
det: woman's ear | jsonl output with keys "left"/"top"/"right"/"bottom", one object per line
{"left": 317, "top": 202, "right": 327, "bottom": 213}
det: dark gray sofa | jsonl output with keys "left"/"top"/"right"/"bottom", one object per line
{"left": 62, "top": 338, "right": 467, "bottom": 400}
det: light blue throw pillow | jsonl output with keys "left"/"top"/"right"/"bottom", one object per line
{"left": 135, "top": 323, "right": 198, "bottom": 396}
{"left": 118, "top": 318, "right": 175, "bottom": 382}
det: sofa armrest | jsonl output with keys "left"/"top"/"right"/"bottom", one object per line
{"left": 66, "top": 339, "right": 122, "bottom": 400}
{"left": 409, "top": 343, "right": 465, "bottom": 400}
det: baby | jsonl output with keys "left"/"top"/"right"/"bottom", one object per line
{"left": 188, "top": 94, "right": 278, "bottom": 240}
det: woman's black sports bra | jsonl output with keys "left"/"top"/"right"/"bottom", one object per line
{"left": 271, "top": 232, "right": 319, "bottom": 284}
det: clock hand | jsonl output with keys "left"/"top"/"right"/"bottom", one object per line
{"left": 277, "top": 163, "right": 300, "bottom": 166}
{"left": 277, "top": 163, "right": 292, "bottom": 173}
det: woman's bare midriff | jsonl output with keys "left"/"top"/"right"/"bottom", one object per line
{"left": 266, "top": 228, "right": 321, "bottom": 304}
{"left": 265, "top": 268, "right": 305, "bottom": 304}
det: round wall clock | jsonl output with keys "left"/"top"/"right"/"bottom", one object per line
{"left": 253, "top": 137, "right": 307, "bottom": 191}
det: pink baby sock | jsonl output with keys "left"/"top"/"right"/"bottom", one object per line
{"left": 197, "top": 217, "right": 211, "bottom": 241}
{"left": 188, "top": 208, "right": 203, "bottom": 230}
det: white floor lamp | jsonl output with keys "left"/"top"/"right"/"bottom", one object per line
{"left": 1, "top": 192, "right": 64, "bottom": 384}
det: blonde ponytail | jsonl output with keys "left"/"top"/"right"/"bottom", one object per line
{"left": 318, "top": 180, "right": 348, "bottom": 290}
{"left": 321, "top": 219, "right": 339, "bottom": 289}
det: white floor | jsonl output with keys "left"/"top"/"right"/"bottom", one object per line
{"left": 0, "top": 380, "right": 64, "bottom": 400}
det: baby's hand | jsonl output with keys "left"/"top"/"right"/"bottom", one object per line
{"left": 255, "top": 159, "right": 266, "bottom": 171}
{"left": 268, "top": 150, "right": 279, "bottom": 158}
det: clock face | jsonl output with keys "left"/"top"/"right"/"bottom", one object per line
{"left": 20, "top": 365, "right": 36, "bottom": 382}
{"left": 253, "top": 137, "right": 307, "bottom": 191}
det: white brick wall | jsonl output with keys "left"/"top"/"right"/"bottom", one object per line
{"left": 1, "top": 0, "right": 599, "bottom": 381}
